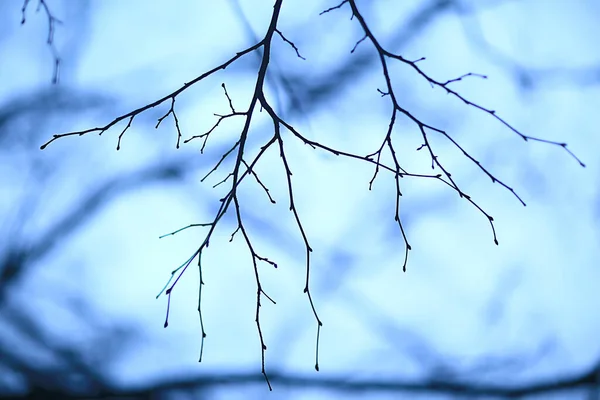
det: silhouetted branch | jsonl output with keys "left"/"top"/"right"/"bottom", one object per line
{"left": 21, "top": 0, "right": 62, "bottom": 84}
{"left": 37, "top": 0, "right": 586, "bottom": 388}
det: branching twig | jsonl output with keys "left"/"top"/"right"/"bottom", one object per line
{"left": 320, "top": 0, "right": 349, "bottom": 16}
{"left": 275, "top": 29, "right": 306, "bottom": 60}
{"left": 346, "top": 0, "right": 585, "bottom": 166}
{"left": 40, "top": 40, "right": 265, "bottom": 149}
{"left": 242, "top": 159, "right": 276, "bottom": 204}
{"left": 185, "top": 84, "right": 246, "bottom": 152}
{"left": 156, "top": 98, "right": 183, "bottom": 148}
{"left": 159, "top": 223, "right": 213, "bottom": 239}
{"left": 21, "top": 0, "right": 62, "bottom": 84}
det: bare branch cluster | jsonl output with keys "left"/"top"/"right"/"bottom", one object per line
{"left": 39, "top": 0, "right": 585, "bottom": 390}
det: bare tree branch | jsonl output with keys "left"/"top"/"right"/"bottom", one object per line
{"left": 34, "top": 0, "right": 587, "bottom": 388}
{"left": 21, "top": 0, "right": 62, "bottom": 84}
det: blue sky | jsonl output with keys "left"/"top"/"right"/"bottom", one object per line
{"left": 1, "top": 0, "right": 599, "bottom": 398}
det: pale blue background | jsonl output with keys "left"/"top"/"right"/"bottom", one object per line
{"left": 0, "top": 0, "right": 599, "bottom": 398}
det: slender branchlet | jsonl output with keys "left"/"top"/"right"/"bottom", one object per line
{"left": 21, "top": 0, "right": 62, "bottom": 84}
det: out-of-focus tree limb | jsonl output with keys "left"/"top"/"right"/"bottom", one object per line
{"left": 2, "top": 363, "right": 598, "bottom": 399}
{"left": 0, "top": 154, "right": 203, "bottom": 302}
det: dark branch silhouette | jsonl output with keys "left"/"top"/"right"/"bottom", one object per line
{"left": 20, "top": 0, "right": 62, "bottom": 84}
{"left": 35, "top": 0, "right": 586, "bottom": 390}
